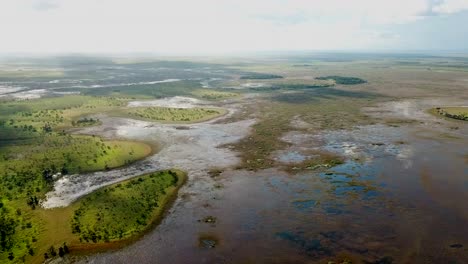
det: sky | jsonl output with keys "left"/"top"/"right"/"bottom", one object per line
{"left": 1, "top": 0, "right": 468, "bottom": 54}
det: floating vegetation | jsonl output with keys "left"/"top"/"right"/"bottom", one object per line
{"left": 198, "top": 234, "right": 219, "bottom": 249}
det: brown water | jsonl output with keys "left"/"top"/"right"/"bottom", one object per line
{"left": 77, "top": 99, "right": 468, "bottom": 264}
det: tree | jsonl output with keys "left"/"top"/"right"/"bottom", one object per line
{"left": 0, "top": 213, "right": 17, "bottom": 251}
{"left": 63, "top": 243, "right": 69, "bottom": 254}
{"left": 49, "top": 245, "right": 57, "bottom": 257}
{"left": 58, "top": 247, "right": 65, "bottom": 257}
{"left": 42, "top": 123, "right": 53, "bottom": 133}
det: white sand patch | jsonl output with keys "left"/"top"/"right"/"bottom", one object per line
{"left": 0, "top": 85, "right": 25, "bottom": 95}
{"left": 8, "top": 89, "right": 48, "bottom": 99}
{"left": 127, "top": 96, "right": 207, "bottom": 108}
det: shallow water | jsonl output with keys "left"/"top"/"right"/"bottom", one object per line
{"left": 74, "top": 99, "right": 468, "bottom": 263}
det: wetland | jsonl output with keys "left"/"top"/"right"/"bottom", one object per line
{"left": 0, "top": 53, "right": 467, "bottom": 264}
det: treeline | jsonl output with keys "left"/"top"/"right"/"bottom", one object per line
{"left": 71, "top": 117, "right": 100, "bottom": 127}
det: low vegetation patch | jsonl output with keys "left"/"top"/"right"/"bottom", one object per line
{"left": 433, "top": 107, "right": 468, "bottom": 121}
{"left": 191, "top": 89, "right": 239, "bottom": 100}
{"left": 119, "top": 107, "right": 224, "bottom": 122}
{"left": 283, "top": 153, "right": 345, "bottom": 173}
{"left": 71, "top": 117, "right": 100, "bottom": 127}
{"left": 240, "top": 73, "right": 283, "bottom": 80}
{"left": 315, "top": 76, "right": 367, "bottom": 85}
{"left": 71, "top": 170, "right": 186, "bottom": 243}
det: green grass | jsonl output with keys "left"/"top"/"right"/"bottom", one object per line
{"left": 71, "top": 170, "right": 186, "bottom": 243}
{"left": 115, "top": 107, "right": 225, "bottom": 123}
{"left": 0, "top": 95, "right": 129, "bottom": 141}
{"left": 432, "top": 107, "right": 468, "bottom": 121}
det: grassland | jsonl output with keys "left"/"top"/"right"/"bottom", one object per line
{"left": 0, "top": 95, "right": 128, "bottom": 140}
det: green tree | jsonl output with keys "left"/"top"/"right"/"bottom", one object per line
{"left": 0, "top": 213, "right": 17, "bottom": 251}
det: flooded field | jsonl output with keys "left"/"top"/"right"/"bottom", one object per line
{"left": 68, "top": 98, "right": 468, "bottom": 264}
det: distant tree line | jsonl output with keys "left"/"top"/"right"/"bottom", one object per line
{"left": 240, "top": 73, "right": 284, "bottom": 80}
{"left": 315, "top": 76, "right": 367, "bottom": 85}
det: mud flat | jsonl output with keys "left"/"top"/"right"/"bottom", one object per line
{"left": 43, "top": 98, "right": 254, "bottom": 208}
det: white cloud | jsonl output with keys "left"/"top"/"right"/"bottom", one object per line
{"left": 432, "top": 0, "right": 468, "bottom": 14}
{"left": 0, "top": 0, "right": 466, "bottom": 53}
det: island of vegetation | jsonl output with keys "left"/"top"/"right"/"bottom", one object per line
{"left": 433, "top": 107, "right": 468, "bottom": 121}
{"left": 315, "top": 76, "right": 367, "bottom": 85}
{"left": 116, "top": 107, "right": 225, "bottom": 123}
{"left": 240, "top": 73, "right": 284, "bottom": 80}
{"left": 71, "top": 170, "right": 186, "bottom": 245}
{"left": 191, "top": 89, "right": 239, "bottom": 100}
{"left": 71, "top": 117, "right": 100, "bottom": 127}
